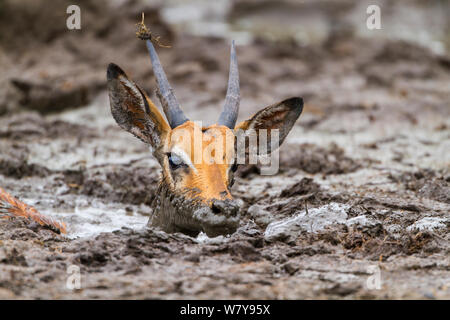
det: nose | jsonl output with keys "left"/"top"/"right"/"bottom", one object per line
{"left": 211, "top": 199, "right": 239, "bottom": 217}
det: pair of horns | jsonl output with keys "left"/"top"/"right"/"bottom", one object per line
{"left": 145, "top": 39, "right": 240, "bottom": 129}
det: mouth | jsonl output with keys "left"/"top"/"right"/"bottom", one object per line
{"left": 192, "top": 205, "right": 240, "bottom": 237}
{"left": 149, "top": 190, "right": 240, "bottom": 237}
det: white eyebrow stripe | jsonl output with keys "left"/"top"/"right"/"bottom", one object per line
{"left": 170, "top": 145, "right": 197, "bottom": 173}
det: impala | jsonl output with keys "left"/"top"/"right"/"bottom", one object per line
{"left": 0, "top": 36, "right": 303, "bottom": 237}
{"left": 106, "top": 37, "right": 303, "bottom": 236}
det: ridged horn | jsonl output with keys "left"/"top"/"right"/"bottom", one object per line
{"left": 145, "top": 40, "right": 188, "bottom": 128}
{"left": 218, "top": 41, "right": 240, "bottom": 129}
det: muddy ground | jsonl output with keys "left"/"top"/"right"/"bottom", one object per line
{"left": 0, "top": 0, "right": 449, "bottom": 299}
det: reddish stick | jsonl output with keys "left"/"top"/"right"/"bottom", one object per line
{"left": 0, "top": 187, "right": 67, "bottom": 234}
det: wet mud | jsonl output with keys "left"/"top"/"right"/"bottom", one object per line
{"left": 0, "top": 0, "right": 449, "bottom": 299}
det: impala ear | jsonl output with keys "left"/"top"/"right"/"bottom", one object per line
{"left": 107, "top": 63, "right": 170, "bottom": 150}
{"left": 234, "top": 97, "right": 303, "bottom": 154}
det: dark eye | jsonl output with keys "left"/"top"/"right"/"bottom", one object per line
{"left": 229, "top": 176, "right": 235, "bottom": 187}
{"left": 168, "top": 153, "right": 185, "bottom": 170}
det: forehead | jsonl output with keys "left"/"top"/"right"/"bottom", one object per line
{"left": 169, "top": 121, "right": 235, "bottom": 160}
{"left": 170, "top": 121, "right": 234, "bottom": 143}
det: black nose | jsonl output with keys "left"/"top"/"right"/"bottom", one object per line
{"left": 211, "top": 199, "right": 239, "bottom": 216}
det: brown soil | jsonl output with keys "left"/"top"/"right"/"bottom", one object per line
{"left": 0, "top": 0, "right": 449, "bottom": 299}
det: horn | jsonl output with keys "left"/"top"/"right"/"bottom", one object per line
{"left": 145, "top": 40, "right": 188, "bottom": 128}
{"left": 218, "top": 41, "right": 240, "bottom": 129}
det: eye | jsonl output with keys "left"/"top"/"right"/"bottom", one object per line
{"left": 229, "top": 175, "right": 235, "bottom": 187}
{"left": 168, "top": 153, "right": 186, "bottom": 170}
{"left": 228, "top": 162, "right": 238, "bottom": 187}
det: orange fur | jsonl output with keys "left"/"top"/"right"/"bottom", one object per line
{"left": 167, "top": 121, "right": 235, "bottom": 202}
{"left": 0, "top": 187, "right": 67, "bottom": 234}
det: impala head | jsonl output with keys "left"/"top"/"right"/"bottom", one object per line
{"left": 107, "top": 40, "right": 303, "bottom": 237}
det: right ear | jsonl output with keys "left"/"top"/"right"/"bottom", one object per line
{"left": 234, "top": 97, "right": 303, "bottom": 154}
{"left": 107, "top": 63, "right": 170, "bottom": 151}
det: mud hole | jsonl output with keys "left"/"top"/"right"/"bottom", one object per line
{"left": 0, "top": 0, "right": 449, "bottom": 299}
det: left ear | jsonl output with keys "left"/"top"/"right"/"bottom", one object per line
{"left": 107, "top": 63, "right": 171, "bottom": 152}
{"left": 234, "top": 97, "right": 303, "bottom": 153}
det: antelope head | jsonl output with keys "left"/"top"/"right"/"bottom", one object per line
{"left": 107, "top": 40, "right": 303, "bottom": 237}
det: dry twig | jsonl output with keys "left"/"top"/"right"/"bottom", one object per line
{"left": 135, "top": 12, "right": 171, "bottom": 48}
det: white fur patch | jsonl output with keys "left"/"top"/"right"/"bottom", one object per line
{"left": 170, "top": 145, "right": 197, "bottom": 173}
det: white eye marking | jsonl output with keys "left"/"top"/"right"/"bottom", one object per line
{"left": 170, "top": 146, "right": 197, "bottom": 173}
{"left": 170, "top": 154, "right": 183, "bottom": 165}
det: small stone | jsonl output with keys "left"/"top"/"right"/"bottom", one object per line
{"left": 184, "top": 253, "right": 200, "bottom": 263}
{"left": 283, "top": 262, "right": 299, "bottom": 275}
